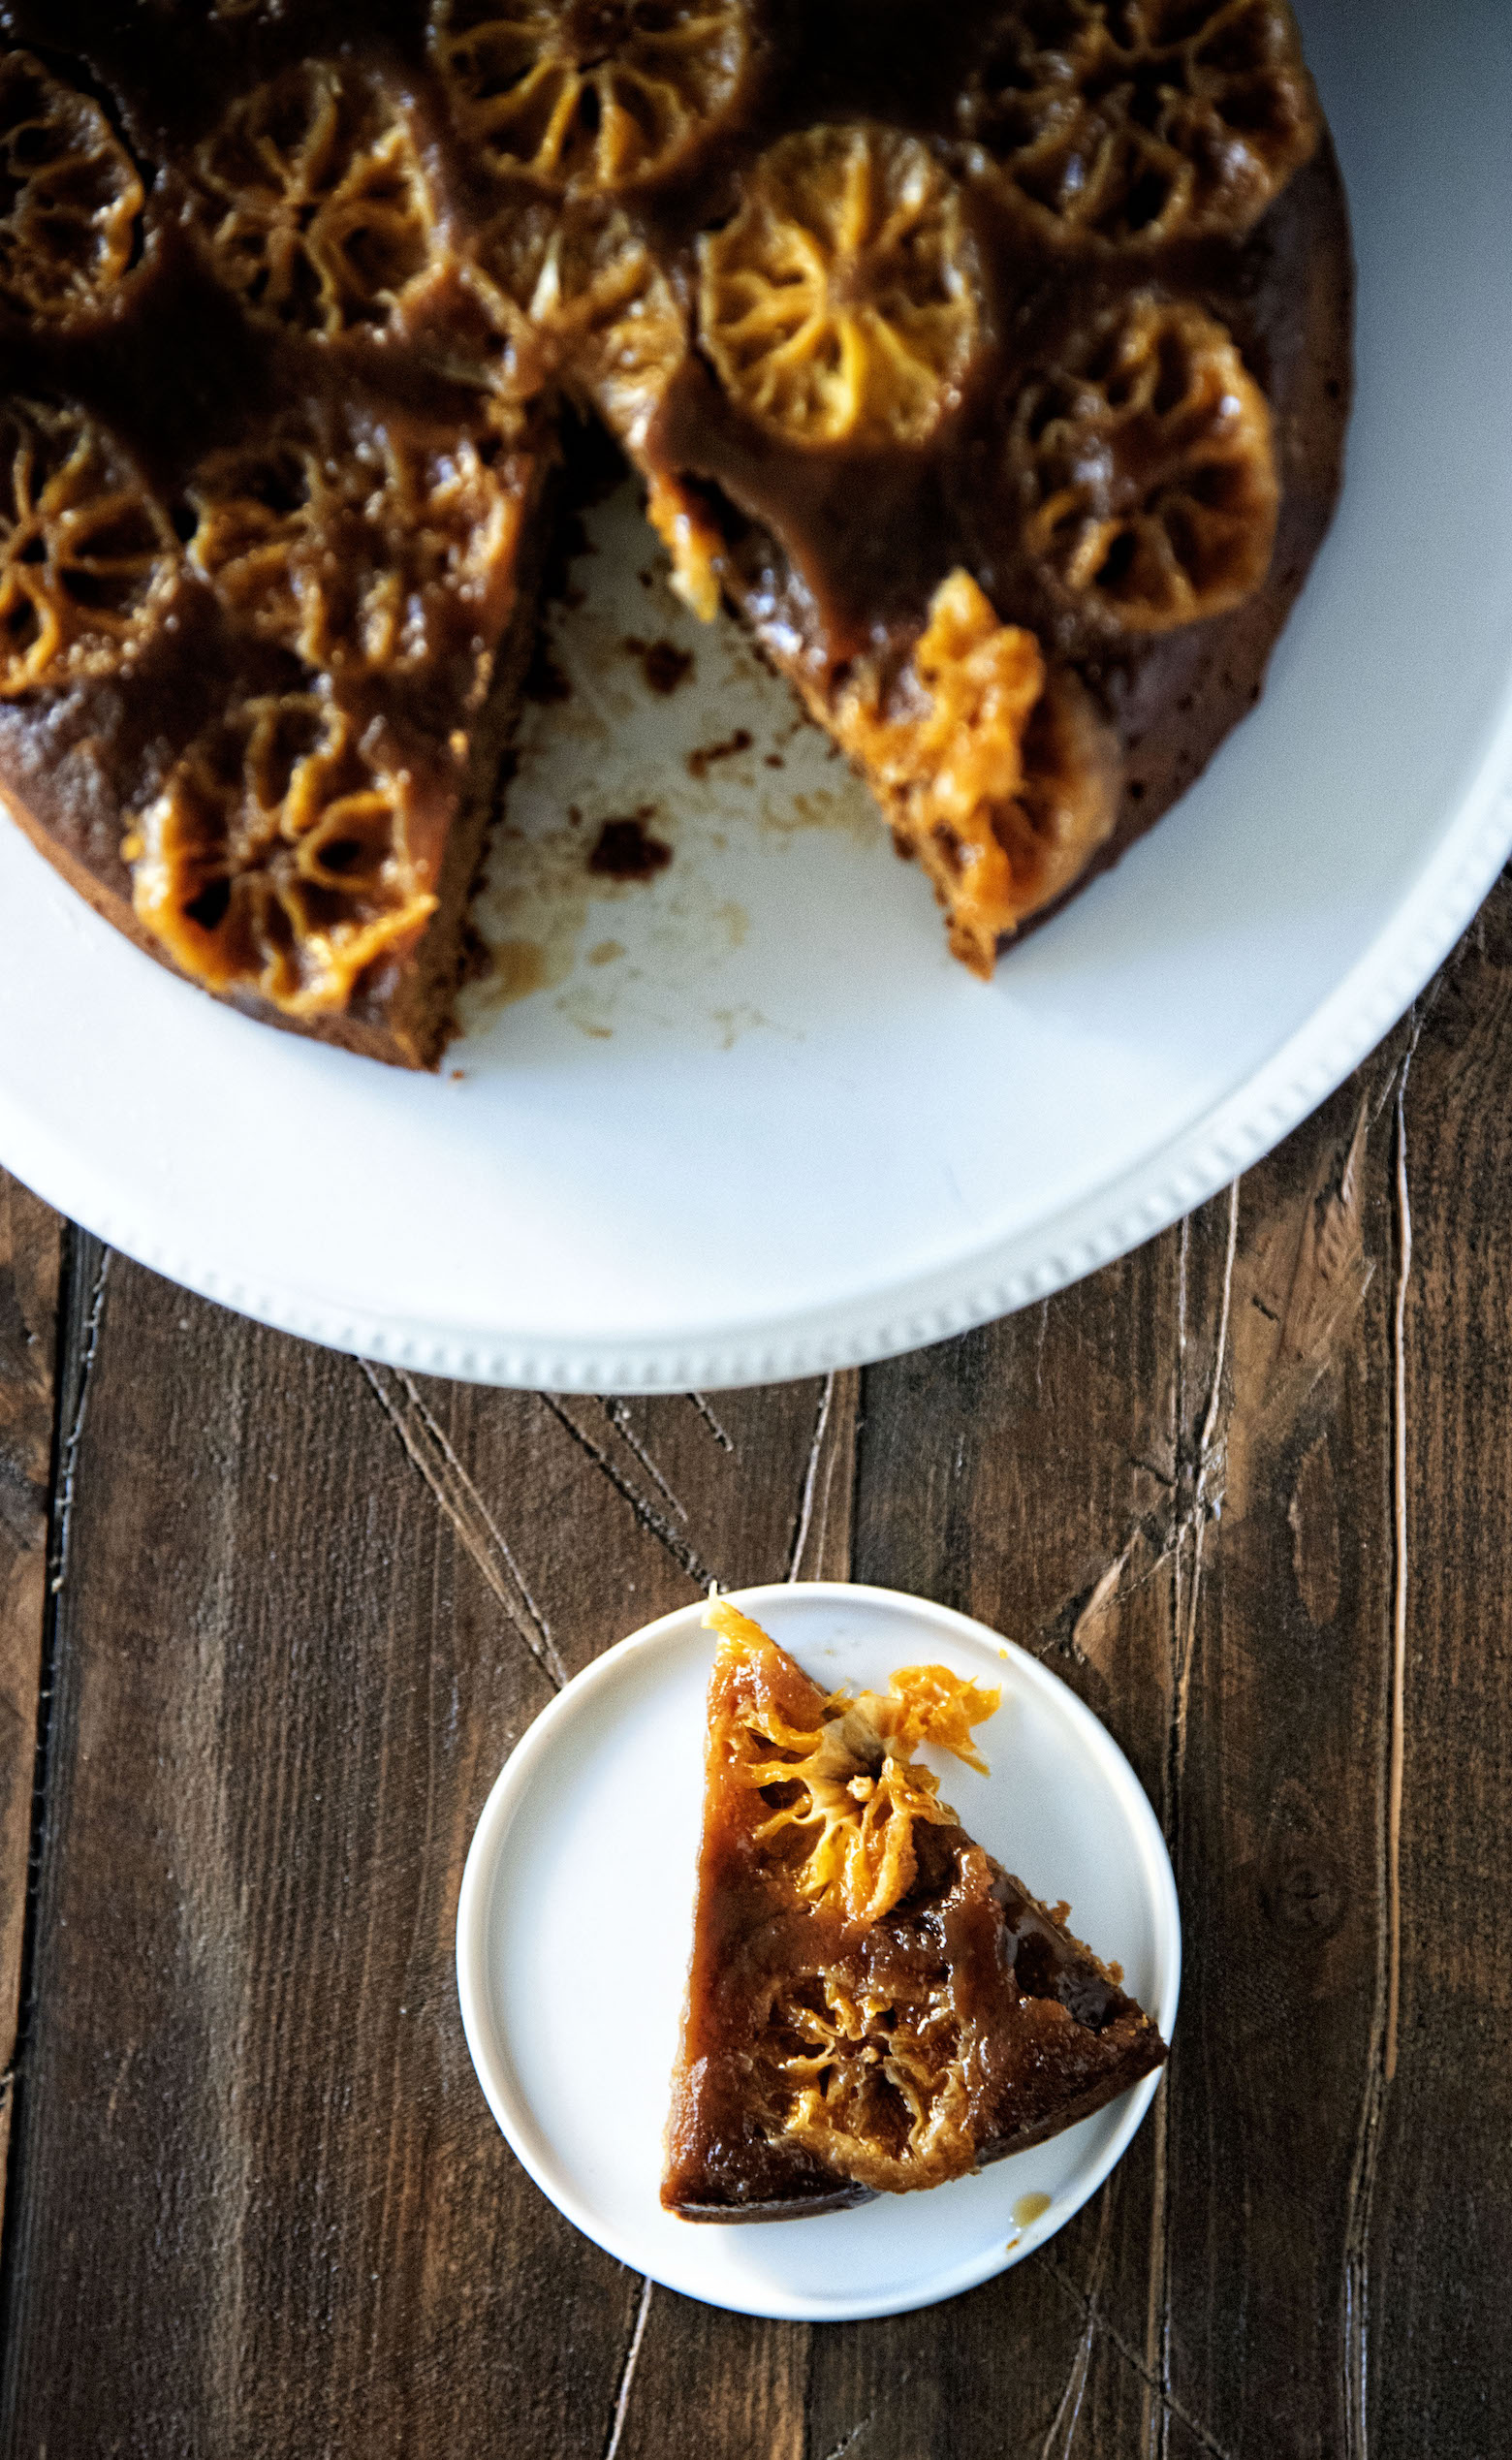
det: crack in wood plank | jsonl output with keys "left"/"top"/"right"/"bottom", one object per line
{"left": 47, "top": 1246, "right": 109, "bottom": 1603}
{"left": 1166, "top": 1175, "right": 1239, "bottom": 1883}
{"left": 1032, "top": 1298, "right": 1051, "bottom": 1399}
{"left": 361, "top": 1364, "right": 568, "bottom": 1691}
{"left": 1039, "top": 2297, "right": 1096, "bottom": 2460}
{"left": 686, "top": 1394, "right": 737, "bottom": 1454}
{"left": 1142, "top": 2074, "right": 1171, "bottom": 2460}
{"left": 817, "top": 2410, "right": 876, "bottom": 2460}
{"left": 0, "top": 1216, "right": 89, "bottom": 2297}
{"left": 1069, "top": 1550, "right": 1130, "bottom": 1657}
{"left": 601, "top": 1401, "right": 687, "bottom": 1520}
{"left": 1030, "top": 1499, "right": 1212, "bottom": 1669}
{"left": 786, "top": 1372, "right": 859, "bottom": 1584}
{"left": 1032, "top": 1550, "right": 1137, "bottom": 1671}
{"left": 539, "top": 1396, "right": 720, "bottom": 1590}
{"left": 1143, "top": 1181, "right": 1238, "bottom": 2458}
{"left": 1043, "top": 2256, "right": 1238, "bottom": 2460}
{"left": 1038, "top": 2185, "right": 1115, "bottom": 2460}
{"left": 1385, "top": 1056, "right": 1413, "bottom": 2089}
{"left": 600, "top": 2276, "right": 653, "bottom": 2460}
{"left": 787, "top": 1373, "right": 835, "bottom": 1581}
{"left": 1342, "top": 1037, "right": 1417, "bottom": 2460}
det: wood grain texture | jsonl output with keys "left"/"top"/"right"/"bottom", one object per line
{"left": 4, "top": 885, "right": 1512, "bottom": 2457}
{"left": 0, "top": 1178, "right": 59, "bottom": 2234}
{"left": 1368, "top": 905, "right": 1512, "bottom": 2460}
{"left": 0, "top": 1289, "right": 850, "bottom": 2459}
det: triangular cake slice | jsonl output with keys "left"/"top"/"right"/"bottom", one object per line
{"left": 663, "top": 1599, "right": 1168, "bottom": 2222}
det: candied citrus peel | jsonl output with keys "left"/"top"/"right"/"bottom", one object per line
{"left": 1011, "top": 295, "right": 1278, "bottom": 632}
{"left": 961, "top": 0, "right": 1318, "bottom": 250}
{"left": 0, "top": 400, "right": 175, "bottom": 697}
{"left": 130, "top": 696, "right": 436, "bottom": 1015}
{"left": 827, "top": 567, "right": 1118, "bottom": 972}
{"left": 699, "top": 123, "right": 982, "bottom": 450}
{"left": 706, "top": 1595, "right": 999, "bottom": 1926}
{"left": 432, "top": 0, "right": 753, "bottom": 194}
{"left": 194, "top": 62, "right": 439, "bottom": 338}
{"left": 0, "top": 50, "right": 143, "bottom": 324}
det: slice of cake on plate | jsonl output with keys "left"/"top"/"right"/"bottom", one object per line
{"left": 663, "top": 1598, "right": 1168, "bottom": 2221}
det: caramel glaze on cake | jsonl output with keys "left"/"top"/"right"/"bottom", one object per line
{"left": 664, "top": 1602, "right": 1168, "bottom": 2221}
{"left": 0, "top": 2, "right": 1351, "bottom": 1062}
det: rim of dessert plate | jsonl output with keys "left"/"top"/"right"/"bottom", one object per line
{"left": 3, "top": 677, "right": 1509, "bottom": 1390}
{"left": 454, "top": 1582, "right": 1181, "bottom": 2322}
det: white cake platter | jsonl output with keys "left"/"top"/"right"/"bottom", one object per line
{"left": 1, "top": 0, "right": 1509, "bottom": 1391}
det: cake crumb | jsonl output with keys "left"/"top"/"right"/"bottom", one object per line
{"left": 589, "top": 811, "right": 673, "bottom": 880}
{"left": 688, "top": 728, "right": 753, "bottom": 781}
{"left": 624, "top": 636, "right": 695, "bottom": 696}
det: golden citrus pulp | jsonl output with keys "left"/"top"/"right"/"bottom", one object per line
{"left": 961, "top": 0, "right": 1318, "bottom": 249}
{"left": 431, "top": 0, "right": 753, "bottom": 193}
{"left": 700, "top": 123, "right": 983, "bottom": 450}
{"left": 1010, "top": 294, "right": 1278, "bottom": 630}
{"left": 130, "top": 698, "right": 437, "bottom": 1016}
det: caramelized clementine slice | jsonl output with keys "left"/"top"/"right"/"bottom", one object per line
{"left": 130, "top": 696, "right": 437, "bottom": 1015}
{"left": 1010, "top": 294, "right": 1278, "bottom": 630}
{"left": 187, "top": 407, "right": 523, "bottom": 684}
{"left": 827, "top": 568, "right": 1119, "bottom": 971}
{"left": 194, "top": 62, "right": 440, "bottom": 338}
{"left": 0, "top": 50, "right": 142, "bottom": 323}
{"left": 961, "top": 0, "right": 1318, "bottom": 249}
{"left": 432, "top": 0, "right": 754, "bottom": 193}
{"left": 470, "top": 197, "right": 688, "bottom": 444}
{"left": 699, "top": 124, "right": 983, "bottom": 450}
{"left": 0, "top": 400, "right": 175, "bottom": 696}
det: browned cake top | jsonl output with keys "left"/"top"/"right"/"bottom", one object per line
{"left": 663, "top": 1601, "right": 1167, "bottom": 2218}
{"left": 0, "top": 0, "right": 1346, "bottom": 1034}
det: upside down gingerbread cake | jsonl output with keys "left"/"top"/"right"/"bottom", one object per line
{"left": 0, "top": 1, "right": 1351, "bottom": 1066}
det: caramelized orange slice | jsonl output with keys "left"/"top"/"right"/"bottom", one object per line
{"left": 187, "top": 408, "right": 523, "bottom": 687}
{"left": 193, "top": 62, "right": 440, "bottom": 338}
{"left": 129, "top": 696, "right": 437, "bottom": 1015}
{"left": 0, "top": 400, "right": 175, "bottom": 697}
{"left": 711, "top": 1595, "right": 1000, "bottom": 1928}
{"left": 1011, "top": 295, "right": 1278, "bottom": 630}
{"left": 470, "top": 197, "right": 688, "bottom": 444}
{"left": 826, "top": 568, "right": 1119, "bottom": 971}
{"left": 0, "top": 50, "right": 142, "bottom": 323}
{"left": 432, "top": 0, "right": 754, "bottom": 194}
{"left": 699, "top": 124, "right": 983, "bottom": 450}
{"left": 961, "top": 0, "right": 1318, "bottom": 249}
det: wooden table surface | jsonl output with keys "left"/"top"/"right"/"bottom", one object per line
{"left": 1, "top": 880, "right": 1509, "bottom": 2460}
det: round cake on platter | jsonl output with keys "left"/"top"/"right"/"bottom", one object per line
{"left": 0, "top": 0, "right": 1351, "bottom": 1066}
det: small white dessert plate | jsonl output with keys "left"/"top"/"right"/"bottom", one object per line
{"left": 456, "top": 1583, "right": 1180, "bottom": 2322}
